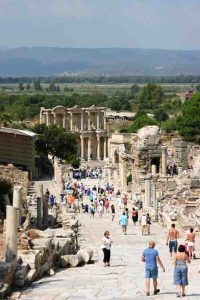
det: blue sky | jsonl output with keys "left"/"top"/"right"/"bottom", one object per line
{"left": 1, "top": 0, "right": 200, "bottom": 49}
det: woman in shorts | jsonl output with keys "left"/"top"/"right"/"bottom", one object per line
{"left": 186, "top": 228, "right": 195, "bottom": 259}
{"left": 174, "top": 245, "right": 191, "bottom": 297}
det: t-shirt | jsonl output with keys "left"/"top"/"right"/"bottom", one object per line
{"left": 120, "top": 215, "right": 128, "bottom": 226}
{"left": 132, "top": 210, "right": 137, "bottom": 217}
{"left": 102, "top": 237, "right": 112, "bottom": 250}
{"left": 141, "top": 215, "right": 147, "bottom": 226}
{"left": 143, "top": 248, "right": 158, "bottom": 269}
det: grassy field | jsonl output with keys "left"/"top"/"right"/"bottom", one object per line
{"left": 0, "top": 82, "right": 194, "bottom": 96}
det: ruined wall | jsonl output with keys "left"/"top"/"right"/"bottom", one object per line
{"left": 0, "top": 164, "right": 29, "bottom": 201}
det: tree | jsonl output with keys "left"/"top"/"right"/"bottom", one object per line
{"left": 33, "top": 124, "right": 79, "bottom": 163}
{"left": 161, "top": 117, "right": 178, "bottom": 133}
{"left": 154, "top": 107, "right": 169, "bottom": 122}
{"left": 26, "top": 83, "right": 31, "bottom": 91}
{"left": 0, "top": 113, "right": 11, "bottom": 127}
{"left": 130, "top": 84, "right": 139, "bottom": 96}
{"left": 196, "top": 84, "right": 200, "bottom": 92}
{"left": 138, "top": 84, "right": 164, "bottom": 111}
{"left": 178, "top": 93, "right": 200, "bottom": 142}
{"left": 18, "top": 82, "right": 24, "bottom": 91}
{"left": 127, "top": 114, "right": 158, "bottom": 133}
{"left": 33, "top": 80, "right": 42, "bottom": 91}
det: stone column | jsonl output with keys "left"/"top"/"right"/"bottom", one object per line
{"left": 97, "top": 135, "right": 100, "bottom": 160}
{"left": 87, "top": 112, "right": 91, "bottom": 130}
{"left": 119, "top": 160, "right": 127, "bottom": 191}
{"left": 63, "top": 114, "right": 66, "bottom": 128}
{"left": 37, "top": 197, "right": 42, "bottom": 229}
{"left": 104, "top": 137, "right": 107, "bottom": 160}
{"left": 43, "top": 194, "right": 49, "bottom": 229}
{"left": 103, "top": 111, "right": 106, "bottom": 130}
{"left": 70, "top": 113, "right": 73, "bottom": 131}
{"left": 161, "top": 146, "right": 167, "bottom": 175}
{"left": 13, "top": 185, "right": 22, "bottom": 226}
{"left": 40, "top": 110, "right": 43, "bottom": 124}
{"left": 81, "top": 112, "right": 84, "bottom": 131}
{"left": 6, "top": 205, "right": 18, "bottom": 262}
{"left": 152, "top": 182, "right": 157, "bottom": 209}
{"left": 46, "top": 112, "right": 50, "bottom": 126}
{"left": 144, "top": 177, "right": 151, "bottom": 208}
{"left": 151, "top": 164, "right": 157, "bottom": 175}
{"left": 88, "top": 137, "right": 91, "bottom": 161}
{"left": 13, "top": 185, "right": 22, "bottom": 210}
{"left": 97, "top": 112, "right": 100, "bottom": 130}
{"left": 38, "top": 184, "right": 44, "bottom": 224}
{"left": 80, "top": 136, "right": 84, "bottom": 161}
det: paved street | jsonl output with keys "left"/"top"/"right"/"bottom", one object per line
{"left": 17, "top": 179, "right": 200, "bottom": 300}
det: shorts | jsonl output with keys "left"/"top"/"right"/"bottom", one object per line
{"left": 188, "top": 241, "right": 195, "bottom": 247}
{"left": 145, "top": 266, "right": 158, "bottom": 279}
{"left": 169, "top": 240, "right": 178, "bottom": 253}
{"left": 174, "top": 266, "right": 188, "bottom": 285}
{"left": 121, "top": 225, "right": 127, "bottom": 230}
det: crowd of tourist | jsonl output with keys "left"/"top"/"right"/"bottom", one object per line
{"left": 28, "top": 169, "right": 199, "bottom": 298}
{"left": 73, "top": 167, "right": 103, "bottom": 180}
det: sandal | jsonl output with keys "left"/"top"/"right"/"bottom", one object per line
{"left": 154, "top": 289, "right": 160, "bottom": 295}
{"left": 146, "top": 292, "right": 150, "bottom": 296}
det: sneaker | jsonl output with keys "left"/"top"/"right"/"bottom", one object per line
{"left": 146, "top": 292, "right": 150, "bottom": 296}
{"left": 154, "top": 289, "right": 160, "bottom": 295}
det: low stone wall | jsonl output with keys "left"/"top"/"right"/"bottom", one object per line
{"left": 0, "top": 210, "right": 80, "bottom": 299}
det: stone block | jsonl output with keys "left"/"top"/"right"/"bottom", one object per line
{"left": 56, "top": 238, "right": 75, "bottom": 256}
{"left": 59, "top": 255, "right": 69, "bottom": 268}
{"left": 31, "top": 238, "right": 53, "bottom": 251}
{"left": 15, "top": 264, "right": 30, "bottom": 280}
{"left": 191, "top": 179, "right": 200, "bottom": 189}
{"left": 26, "top": 269, "right": 37, "bottom": 282}
{"left": 173, "top": 140, "right": 188, "bottom": 148}
{"left": 167, "top": 181, "right": 177, "bottom": 191}
{"left": 18, "top": 250, "right": 41, "bottom": 270}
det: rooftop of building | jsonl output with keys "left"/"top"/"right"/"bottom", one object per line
{"left": 0, "top": 127, "right": 37, "bottom": 137}
{"left": 41, "top": 105, "right": 107, "bottom": 112}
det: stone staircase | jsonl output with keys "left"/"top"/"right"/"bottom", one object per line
{"left": 27, "top": 182, "right": 36, "bottom": 197}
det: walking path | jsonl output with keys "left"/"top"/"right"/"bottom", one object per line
{"left": 17, "top": 179, "right": 200, "bottom": 300}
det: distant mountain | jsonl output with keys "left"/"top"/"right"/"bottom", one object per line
{"left": 0, "top": 47, "right": 200, "bottom": 76}
{"left": 0, "top": 44, "right": 11, "bottom": 51}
